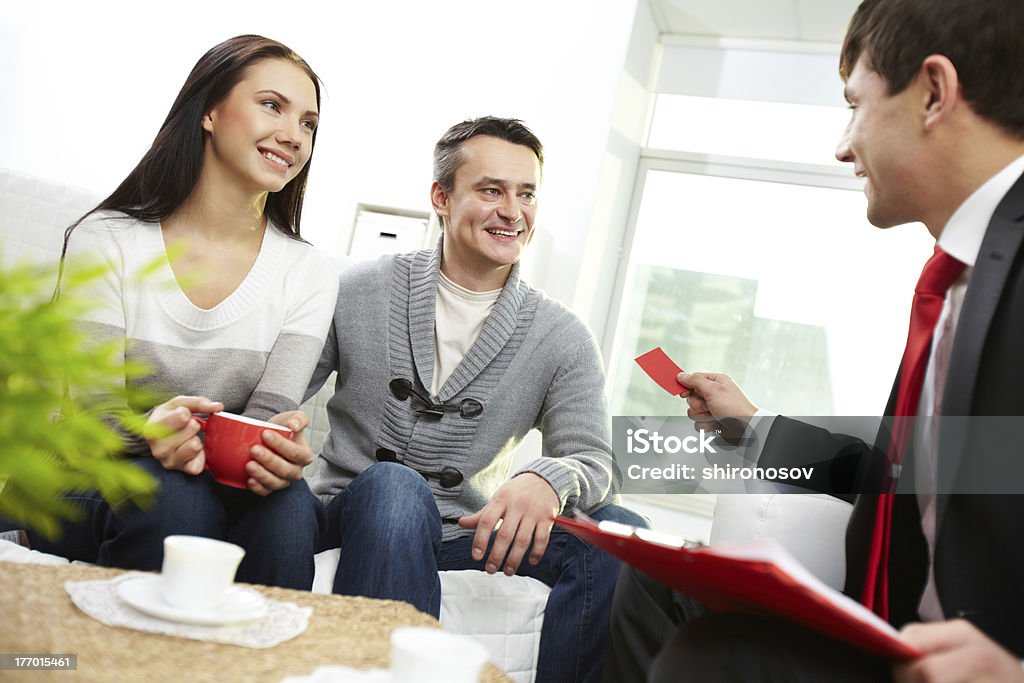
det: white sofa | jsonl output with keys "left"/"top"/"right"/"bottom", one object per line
{"left": 0, "top": 167, "right": 855, "bottom": 680}
{"left": 0, "top": 167, "right": 551, "bottom": 682}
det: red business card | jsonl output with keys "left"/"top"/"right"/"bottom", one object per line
{"left": 634, "top": 347, "right": 686, "bottom": 396}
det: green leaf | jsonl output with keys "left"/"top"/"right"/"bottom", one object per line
{"left": 0, "top": 255, "right": 158, "bottom": 538}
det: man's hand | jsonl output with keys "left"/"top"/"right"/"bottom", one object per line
{"left": 145, "top": 396, "right": 224, "bottom": 474}
{"left": 458, "top": 473, "right": 560, "bottom": 576}
{"left": 245, "top": 410, "right": 314, "bottom": 497}
{"left": 894, "top": 620, "right": 1024, "bottom": 683}
{"left": 678, "top": 372, "right": 757, "bottom": 420}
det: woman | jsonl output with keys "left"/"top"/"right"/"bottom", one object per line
{"left": 38, "top": 35, "right": 338, "bottom": 590}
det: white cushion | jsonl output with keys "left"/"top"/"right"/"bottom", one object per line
{"left": 314, "top": 548, "right": 547, "bottom": 683}
{"left": 0, "top": 167, "right": 96, "bottom": 269}
{"left": 0, "top": 538, "right": 71, "bottom": 566}
{"left": 710, "top": 493, "right": 853, "bottom": 590}
{"left": 300, "top": 375, "right": 337, "bottom": 465}
{"left": 439, "top": 570, "right": 548, "bottom": 683}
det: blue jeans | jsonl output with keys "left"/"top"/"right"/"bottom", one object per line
{"left": 321, "top": 462, "right": 649, "bottom": 683}
{"left": 17, "top": 456, "right": 323, "bottom": 589}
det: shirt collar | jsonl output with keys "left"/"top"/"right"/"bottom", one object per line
{"left": 438, "top": 270, "right": 502, "bottom": 301}
{"left": 938, "top": 153, "right": 1024, "bottom": 268}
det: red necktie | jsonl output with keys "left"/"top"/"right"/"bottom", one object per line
{"left": 862, "top": 246, "right": 965, "bottom": 620}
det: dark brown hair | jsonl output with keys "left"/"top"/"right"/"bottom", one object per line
{"left": 841, "top": 0, "right": 1024, "bottom": 138}
{"left": 62, "top": 35, "right": 321, "bottom": 261}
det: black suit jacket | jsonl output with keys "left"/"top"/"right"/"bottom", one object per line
{"left": 762, "top": 171, "right": 1024, "bottom": 656}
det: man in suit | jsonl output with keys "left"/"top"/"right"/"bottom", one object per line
{"left": 306, "top": 116, "right": 645, "bottom": 683}
{"left": 603, "top": 0, "right": 1024, "bottom": 680}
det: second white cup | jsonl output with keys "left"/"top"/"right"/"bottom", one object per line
{"left": 161, "top": 535, "right": 245, "bottom": 611}
{"left": 390, "top": 626, "right": 489, "bottom": 683}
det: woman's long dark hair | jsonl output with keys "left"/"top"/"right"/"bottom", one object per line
{"left": 60, "top": 35, "right": 322, "bottom": 266}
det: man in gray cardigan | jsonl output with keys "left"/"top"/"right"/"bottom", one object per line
{"left": 306, "top": 116, "right": 645, "bottom": 683}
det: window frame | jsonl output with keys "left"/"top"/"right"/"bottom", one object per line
{"left": 601, "top": 149, "right": 864, "bottom": 356}
{"left": 605, "top": 150, "right": 868, "bottom": 519}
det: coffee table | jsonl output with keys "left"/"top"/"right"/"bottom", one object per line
{"left": 0, "top": 562, "right": 512, "bottom": 682}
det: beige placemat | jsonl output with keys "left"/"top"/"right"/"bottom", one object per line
{"left": 0, "top": 562, "right": 512, "bottom": 683}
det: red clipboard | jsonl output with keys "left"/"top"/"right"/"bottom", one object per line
{"left": 556, "top": 512, "right": 921, "bottom": 661}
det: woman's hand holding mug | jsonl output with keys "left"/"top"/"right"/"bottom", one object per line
{"left": 245, "top": 410, "right": 312, "bottom": 496}
{"left": 144, "top": 400, "right": 308, "bottom": 496}
{"left": 145, "top": 396, "right": 224, "bottom": 474}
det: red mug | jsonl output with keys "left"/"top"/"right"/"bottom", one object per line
{"left": 192, "top": 412, "right": 292, "bottom": 488}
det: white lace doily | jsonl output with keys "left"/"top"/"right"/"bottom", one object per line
{"left": 65, "top": 573, "right": 312, "bottom": 649}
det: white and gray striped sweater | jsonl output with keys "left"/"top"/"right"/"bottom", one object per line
{"left": 65, "top": 211, "right": 339, "bottom": 455}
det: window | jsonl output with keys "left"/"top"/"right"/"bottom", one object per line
{"left": 607, "top": 95, "right": 934, "bottom": 519}
{"left": 648, "top": 94, "right": 850, "bottom": 167}
{"left": 608, "top": 161, "right": 936, "bottom": 418}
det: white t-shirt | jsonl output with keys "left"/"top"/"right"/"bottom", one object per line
{"left": 432, "top": 272, "right": 501, "bottom": 396}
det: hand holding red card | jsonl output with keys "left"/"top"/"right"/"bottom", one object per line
{"left": 635, "top": 347, "right": 687, "bottom": 396}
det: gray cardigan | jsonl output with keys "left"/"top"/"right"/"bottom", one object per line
{"left": 306, "top": 244, "right": 618, "bottom": 540}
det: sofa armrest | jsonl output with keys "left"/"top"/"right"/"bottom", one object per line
{"left": 710, "top": 493, "right": 853, "bottom": 591}
{"left": 0, "top": 539, "right": 71, "bottom": 566}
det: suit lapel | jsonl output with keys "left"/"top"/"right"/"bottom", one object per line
{"left": 937, "top": 173, "right": 1024, "bottom": 526}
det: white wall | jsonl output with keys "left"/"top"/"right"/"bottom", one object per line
{"left": 573, "top": 0, "right": 660, "bottom": 339}
{"left": 656, "top": 37, "right": 846, "bottom": 107}
{"left": 0, "top": 0, "right": 638, "bottom": 305}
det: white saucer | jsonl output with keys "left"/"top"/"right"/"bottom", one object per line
{"left": 116, "top": 575, "right": 268, "bottom": 626}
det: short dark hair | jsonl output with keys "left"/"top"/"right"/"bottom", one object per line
{"left": 432, "top": 116, "right": 544, "bottom": 192}
{"left": 840, "top": 0, "right": 1024, "bottom": 138}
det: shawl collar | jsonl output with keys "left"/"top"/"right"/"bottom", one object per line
{"left": 407, "top": 236, "right": 530, "bottom": 401}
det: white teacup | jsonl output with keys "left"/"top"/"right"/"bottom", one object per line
{"left": 390, "top": 627, "right": 489, "bottom": 683}
{"left": 161, "top": 535, "right": 245, "bottom": 611}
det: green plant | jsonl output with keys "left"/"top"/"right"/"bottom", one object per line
{"left": 0, "top": 257, "right": 157, "bottom": 539}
